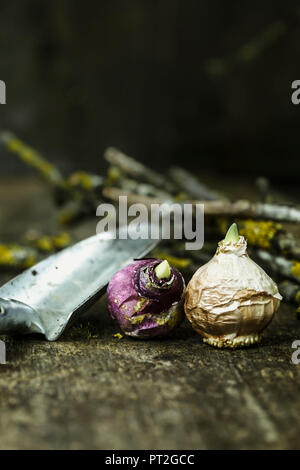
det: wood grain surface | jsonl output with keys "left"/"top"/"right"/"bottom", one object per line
{"left": 0, "top": 178, "right": 299, "bottom": 450}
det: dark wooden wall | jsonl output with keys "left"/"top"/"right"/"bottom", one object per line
{"left": 1, "top": 0, "right": 299, "bottom": 182}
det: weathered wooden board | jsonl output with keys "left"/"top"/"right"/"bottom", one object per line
{"left": 0, "top": 178, "right": 300, "bottom": 450}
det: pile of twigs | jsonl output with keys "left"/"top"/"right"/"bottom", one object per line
{"left": 1, "top": 132, "right": 300, "bottom": 317}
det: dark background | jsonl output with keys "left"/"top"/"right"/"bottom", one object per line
{"left": 1, "top": 0, "right": 300, "bottom": 183}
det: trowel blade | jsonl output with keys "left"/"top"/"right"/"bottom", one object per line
{"left": 0, "top": 226, "right": 157, "bottom": 340}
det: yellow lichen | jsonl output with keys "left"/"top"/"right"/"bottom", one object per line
{"left": 133, "top": 297, "right": 149, "bottom": 312}
{"left": 36, "top": 236, "right": 53, "bottom": 252}
{"left": 239, "top": 220, "right": 282, "bottom": 249}
{"left": 106, "top": 166, "right": 122, "bottom": 186}
{"left": 129, "top": 307, "right": 182, "bottom": 331}
{"left": 156, "top": 314, "right": 168, "bottom": 326}
{"left": 295, "top": 290, "right": 300, "bottom": 304}
{"left": 291, "top": 261, "right": 300, "bottom": 281}
{"left": 113, "top": 333, "right": 124, "bottom": 340}
{"left": 4, "top": 135, "right": 63, "bottom": 186}
{"left": 0, "top": 245, "right": 37, "bottom": 268}
{"left": 23, "top": 253, "right": 37, "bottom": 268}
{"left": 153, "top": 251, "right": 190, "bottom": 270}
{"left": 173, "top": 192, "right": 188, "bottom": 202}
{"left": 25, "top": 231, "right": 71, "bottom": 252}
{"left": 130, "top": 314, "right": 146, "bottom": 325}
{"left": 67, "top": 171, "right": 94, "bottom": 190}
{"left": 52, "top": 232, "right": 71, "bottom": 249}
{"left": 156, "top": 308, "right": 182, "bottom": 329}
{"left": 0, "top": 245, "right": 14, "bottom": 265}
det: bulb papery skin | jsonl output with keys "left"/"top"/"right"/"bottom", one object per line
{"left": 184, "top": 236, "right": 282, "bottom": 348}
{"left": 107, "top": 259, "right": 185, "bottom": 338}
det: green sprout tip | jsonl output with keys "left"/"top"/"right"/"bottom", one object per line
{"left": 224, "top": 223, "right": 239, "bottom": 243}
{"left": 155, "top": 259, "right": 171, "bottom": 280}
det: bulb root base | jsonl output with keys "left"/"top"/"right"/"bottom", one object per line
{"left": 203, "top": 333, "right": 261, "bottom": 349}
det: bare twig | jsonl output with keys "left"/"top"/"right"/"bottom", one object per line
{"left": 103, "top": 187, "right": 300, "bottom": 224}
{"left": 106, "top": 166, "right": 173, "bottom": 201}
{"left": 202, "top": 200, "right": 300, "bottom": 222}
{"left": 254, "top": 249, "right": 300, "bottom": 284}
{"left": 206, "top": 21, "right": 286, "bottom": 77}
{"left": 102, "top": 187, "right": 162, "bottom": 208}
{"left": 0, "top": 131, "right": 65, "bottom": 188}
{"left": 168, "top": 166, "right": 225, "bottom": 201}
{"left": 104, "top": 147, "right": 178, "bottom": 194}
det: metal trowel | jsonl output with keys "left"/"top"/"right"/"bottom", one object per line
{"left": 0, "top": 225, "right": 157, "bottom": 340}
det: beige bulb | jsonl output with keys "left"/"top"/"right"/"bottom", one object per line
{"left": 184, "top": 223, "right": 282, "bottom": 348}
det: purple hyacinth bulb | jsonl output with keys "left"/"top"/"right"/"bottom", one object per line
{"left": 107, "top": 258, "right": 185, "bottom": 338}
